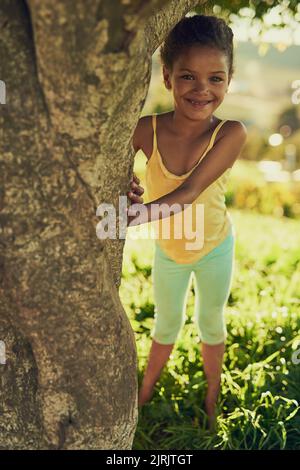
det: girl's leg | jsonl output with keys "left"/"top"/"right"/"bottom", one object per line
{"left": 139, "top": 243, "right": 193, "bottom": 408}
{"left": 138, "top": 339, "right": 174, "bottom": 407}
{"left": 201, "top": 341, "right": 225, "bottom": 430}
{"left": 192, "top": 232, "right": 235, "bottom": 428}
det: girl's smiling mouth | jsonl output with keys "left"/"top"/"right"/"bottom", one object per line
{"left": 185, "top": 98, "right": 214, "bottom": 108}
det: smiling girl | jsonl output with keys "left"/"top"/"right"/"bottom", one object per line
{"left": 127, "top": 14, "right": 247, "bottom": 430}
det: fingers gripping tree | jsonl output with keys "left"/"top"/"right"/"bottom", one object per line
{"left": 0, "top": 0, "right": 202, "bottom": 450}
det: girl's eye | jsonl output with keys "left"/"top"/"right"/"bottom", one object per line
{"left": 180, "top": 75, "right": 223, "bottom": 82}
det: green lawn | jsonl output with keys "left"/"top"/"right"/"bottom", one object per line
{"left": 120, "top": 209, "right": 300, "bottom": 450}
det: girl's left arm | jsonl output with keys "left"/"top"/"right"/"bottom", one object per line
{"left": 127, "top": 121, "right": 247, "bottom": 227}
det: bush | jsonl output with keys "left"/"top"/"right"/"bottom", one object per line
{"left": 226, "top": 161, "right": 300, "bottom": 219}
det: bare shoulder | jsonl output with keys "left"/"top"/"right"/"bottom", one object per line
{"left": 220, "top": 119, "right": 248, "bottom": 142}
{"left": 131, "top": 115, "right": 153, "bottom": 154}
{"left": 211, "top": 119, "right": 248, "bottom": 170}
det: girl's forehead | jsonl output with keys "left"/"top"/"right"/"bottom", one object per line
{"left": 174, "top": 45, "right": 228, "bottom": 71}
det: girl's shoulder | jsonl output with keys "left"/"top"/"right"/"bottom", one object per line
{"left": 218, "top": 119, "right": 247, "bottom": 140}
{"left": 131, "top": 114, "right": 153, "bottom": 156}
{"left": 132, "top": 114, "right": 167, "bottom": 160}
{"left": 213, "top": 119, "right": 248, "bottom": 156}
{"left": 132, "top": 114, "right": 247, "bottom": 158}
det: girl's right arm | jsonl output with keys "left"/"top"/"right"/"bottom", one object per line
{"left": 131, "top": 115, "right": 151, "bottom": 154}
{"left": 127, "top": 116, "right": 151, "bottom": 205}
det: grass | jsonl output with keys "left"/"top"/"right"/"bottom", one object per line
{"left": 120, "top": 208, "right": 300, "bottom": 450}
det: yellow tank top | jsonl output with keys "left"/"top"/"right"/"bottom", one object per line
{"left": 145, "top": 113, "right": 233, "bottom": 264}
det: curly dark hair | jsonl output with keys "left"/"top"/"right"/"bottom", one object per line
{"left": 159, "top": 14, "right": 235, "bottom": 78}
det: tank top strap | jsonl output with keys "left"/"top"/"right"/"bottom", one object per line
{"left": 207, "top": 119, "right": 227, "bottom": 149}
{"left": 152, "top": 114, "right": 157, "bottom": 154}
{"left": 197, "top": 119, "right": 228, "bottom": 166}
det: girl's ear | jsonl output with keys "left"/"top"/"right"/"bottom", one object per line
{"left": 162, "top": 65, "right": 172, "bottom": 90}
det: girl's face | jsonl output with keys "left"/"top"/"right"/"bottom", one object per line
{"left": 163, "top": 45, "right": 231, "bottom": 118}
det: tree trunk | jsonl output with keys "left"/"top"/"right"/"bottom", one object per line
{"left": 0, "top": 0, "right": 203, "bottom": 449}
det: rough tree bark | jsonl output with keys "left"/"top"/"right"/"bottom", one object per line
{"left": 0, "top": 0, "right": 204, "bottom": 449}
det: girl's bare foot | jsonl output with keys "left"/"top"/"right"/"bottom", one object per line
{"left": 205, "top": 398, "right": 217, "bottom": 432}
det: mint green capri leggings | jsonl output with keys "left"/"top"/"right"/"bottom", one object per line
{"left": 151, "top": 227, "right": 235, "bottom": 346}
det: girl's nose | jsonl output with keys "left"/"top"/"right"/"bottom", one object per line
{"left": 193, "top": 82, "right": 208, "bottom": 93}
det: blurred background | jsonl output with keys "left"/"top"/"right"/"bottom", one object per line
{"left": 120, "top": 2, "right": 300, "bottom": 450}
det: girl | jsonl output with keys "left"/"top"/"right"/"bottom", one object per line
{"left": 127, "top": 14, "right": 247, "bottom": 430}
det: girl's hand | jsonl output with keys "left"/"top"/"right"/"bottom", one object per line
{"left": 127, "top": 174, "right": 144, "bottom": 205}
{"left": 125, "top": 174, "right": 147, "bottom": 227}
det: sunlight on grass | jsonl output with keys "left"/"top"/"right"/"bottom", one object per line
{"left": 120, "top": 208, "right": 300, "bottom": 450}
